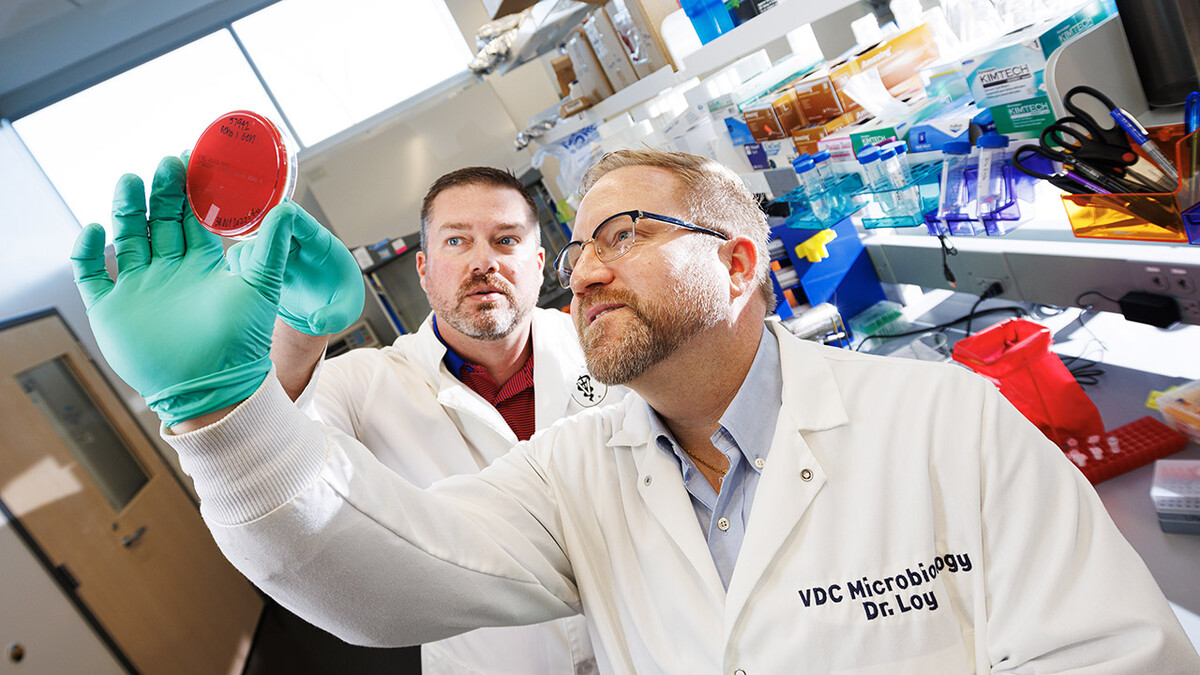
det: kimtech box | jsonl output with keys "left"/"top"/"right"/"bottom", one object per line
{"left": 961, "top": 0, "right": 1117, "bottom": 134}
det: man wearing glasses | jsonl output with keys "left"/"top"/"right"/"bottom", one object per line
{"left": 74, "top": 149, "right": 1199, "bottom": 673}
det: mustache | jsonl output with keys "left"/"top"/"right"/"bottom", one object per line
{"left": 458, "top": 272, "right": 515, "bottom": 302}
{"left": 576, "top": 288, "right": 643, "bottom": 321}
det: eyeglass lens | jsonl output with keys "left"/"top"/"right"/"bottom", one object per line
{"left": 558, "top": 213, "right": 637, "bottom": 286}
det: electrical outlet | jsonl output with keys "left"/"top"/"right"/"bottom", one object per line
{"left": 1167, "top": 267, "right": 1196, "bottom": 295}
{"left": 968, "top": 275, "right": 1010, "bottom": 297}
{"left": 1133, "top": 264, "right": 1172, "bottom": 292}
{"left": 1179, "top": 298, "right": 1200, "bottom": 324}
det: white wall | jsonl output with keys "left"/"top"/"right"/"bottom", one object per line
{"left": 0, "top": 122, "right": 191, "bottom": 495}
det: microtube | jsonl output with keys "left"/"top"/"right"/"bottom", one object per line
{"left": 186, "top": 110, "right": 297, "bottom": 238}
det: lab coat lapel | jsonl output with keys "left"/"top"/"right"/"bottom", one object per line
{"left": 616, "top": 405, "right": 726, "bottom": 599}
{"left": 413, "top": 317, "right": 517, "bottom": 445}
{"left": 530, "top": 311, "right": 573, "bottom": 432}
{"left": 724, "top": 324, "right": 849, "bottom": 625}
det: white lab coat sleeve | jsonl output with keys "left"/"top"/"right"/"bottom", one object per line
{"left": 975, "top": 381, "right": 1199, "bottom": 672}
{"left": 164, "top": 373, "right": 581, "bottom": 648}
{"left": 290, "top": 350, "right": 325, "bottom": 417}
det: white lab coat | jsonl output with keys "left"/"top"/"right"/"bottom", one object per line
{"left": 304, "top": 308, "right": 621, "bottom": 674}
{"left": 170, "top": 321, "right": 1200, "bottom": 674}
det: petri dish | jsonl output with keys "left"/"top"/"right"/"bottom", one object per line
{"left": 186, "top": 110, "right": 297, "bottom": 238}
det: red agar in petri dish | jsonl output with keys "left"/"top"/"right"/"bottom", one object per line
{"left": 186, "top": 110, "right": 296, "bottom": 238}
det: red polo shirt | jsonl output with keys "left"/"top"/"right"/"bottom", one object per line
{"left": 433, "top": 317, "right": 537, "bottom": 441}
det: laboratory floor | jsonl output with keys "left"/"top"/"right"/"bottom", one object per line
{"left": 243, "top": 598, "right": 420, "bottom": 674}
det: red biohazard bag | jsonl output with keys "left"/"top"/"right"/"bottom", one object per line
{"left": 952, "top": 318, "right": 1105, "bottom": 449}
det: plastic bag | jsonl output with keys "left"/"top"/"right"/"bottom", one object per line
{"left": 532, "top": 124, "right": 603, "bottom": 200}
{"left": 952, "top": 318, "right": 1106, "bottom": 448}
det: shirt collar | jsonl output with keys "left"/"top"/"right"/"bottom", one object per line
{"left": 649, "top": 326, "right": 783, "bottom": 473}
{"left": 431, "top": 315, "right": 470, "bottom": 380}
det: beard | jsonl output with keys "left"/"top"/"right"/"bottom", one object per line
{"left": 574, "top": 270, "right": 725, "bottom": 385}
{"left": 437, "top": 271, "right": 529, "bottom": 341}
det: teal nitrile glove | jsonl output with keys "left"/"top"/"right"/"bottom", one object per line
{"left": 71, "top": 155, "right": 293, "bottom": 426}
{"left": 228, "top": 203, "right": 365, "bottom": 336}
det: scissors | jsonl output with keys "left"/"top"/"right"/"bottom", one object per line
{"left": 1012, "top": 144, "right": 1119, "bottom": 194}
{"left": 1041, "top": 86, "right": 1138, "bottom": 170}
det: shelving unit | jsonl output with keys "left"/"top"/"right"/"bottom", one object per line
{"left": 531, "top": 0, "right": 861, "bottom": 146}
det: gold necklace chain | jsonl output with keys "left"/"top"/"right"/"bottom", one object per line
{"left": 681, "top": 446, "right": 728, "bottom": 476}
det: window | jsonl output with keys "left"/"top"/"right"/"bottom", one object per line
{"left": 233, "top": 0, "right": 472, "bottom": 146}
{"left": 13, "top": 31, "right": 284, "bottom": 235}
{"left": 13, "top": 0, "right": 472, "bottom": 233}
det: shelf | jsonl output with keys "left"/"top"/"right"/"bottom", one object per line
{"left": 583, "top": 66, "right": 679, "bottom": 122}
{"left": 680, "top": 0, "right": 860, "bottom": 78}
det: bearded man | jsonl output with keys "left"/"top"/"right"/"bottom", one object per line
{"left": 74, "top": 150, "right": 1200, "bottom": 674}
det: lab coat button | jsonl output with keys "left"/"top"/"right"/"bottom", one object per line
{"left": 717, "top": 517, "right": 730, "bottom": 531}
{"left": 643, "top": 475, "right": 652, "bottom": 486}
{"left": 754, "top": 457, "right": 765, "bottom": 469}
{"left": 734, "top": 669, "right": 747, "bottom": 675}
{"left": 800, "top": 468, "right": 813, "bottom": 481}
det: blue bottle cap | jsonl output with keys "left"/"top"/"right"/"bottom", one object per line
{"left": 812, "top": 150, "right": 831, "bottom": 163}
{"left": 885, "top": 140, "right": 908, "bottom": 154}
{"left": 857, "top": 146, "right": 880, "bottom": 164}
{"left": 879, "top": 148, "right": 897, "bottom": 161}
{"left": 794, "top": 157, "right": 816, "bottom": 173}
{"left": 943, "top": 141, "right": 972, "bottom": 155}
{"left": 976, "top": 134, "right": 1009, "bottom": 148}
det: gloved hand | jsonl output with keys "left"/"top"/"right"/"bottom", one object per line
{"left": 71, "top": 156, "right": 293, "bottom": 426}
{"left": 228, "top": 203, "right": 365, "bottom": 336}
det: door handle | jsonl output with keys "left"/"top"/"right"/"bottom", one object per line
{"left": 121, "top": 525, "right": 147, "bottom": 548}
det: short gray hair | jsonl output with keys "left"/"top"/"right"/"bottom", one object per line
{"left": 579, "top": 149, "right": 774, "bottom": 309}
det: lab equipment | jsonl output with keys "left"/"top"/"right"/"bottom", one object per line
{"left": 1186, "top": 92, "right": 1200, "bottom": 134}
{"left": 227, "top": 203, "right": 366, "bottom": 336}
{"left": 951, "top": 318, "right": 1106, "bottom": 451}
{"left": 811, "top": 150, "right": 835, "bottom": 188}
{"left": 1157, "top": 379, "right": 1200, "bottom": 444}
{"left": 679, "top": 0, "right": 734, "bottom": 44}
{"left": 793, "top": 157, "right": 833, "bottom": 222}
{"left": 879, "top": 147, "right": 921, "bottom": 216}
{"left": 857, "top": 145, "right": 895, "bottom": 214}
{"left": 187, "top": 110, "right": 297, "bottom": 239}
{"left": 1110, "top": 107, "right": 1181, "bottom": 184}
{"left": 936, "top": 141, "right": 974, "bottom": 229}
{"left": 882, "top": 140, "right": 913, "bottom": 183}
{"left": 975, "top": 134, "right": 1009, "bottom": 217}
{"left": 1012, "top": 145, "right": 1109, "bottom": 195}
{"left": 1151, "top": 459, "right": 1200, "bottom": 534}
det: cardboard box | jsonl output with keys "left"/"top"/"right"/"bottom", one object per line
{"left": 771, "top": 89, "right": 806, "bottom": 135}
{"left": 563, "top": 29, "right": 614, "bottom": 113}
{"left": 987, "top": 96, "right": 1057, "bottom": 137}
{"left": 907, "top": 97, "right": 982, "bottom": 152}
{"left": 962, "top": 0, "right": 1116, "bottom": 109}
{"left": 790, "top": 72, "right": 845, "bottom": 127}
{"left": 583, "top": 9, "right": 639, "bottom": 92}
{"left": 605, "top": 0, "right": 672, "bottom": 78}
{"left": 743, "top": 103, "right": 788, "bottom": 142}
{"left": 829, "top": 23, "right": 940, "bottom": 111}
{"left": 790, "top": 109, "right": 865, "bottom": 156}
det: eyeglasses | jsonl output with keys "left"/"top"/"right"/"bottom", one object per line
{"left": 554, "top": 210, "right": 730, "bottom": 289}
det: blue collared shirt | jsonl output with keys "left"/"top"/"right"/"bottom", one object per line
{"left": 648, "top": 326, "right": 783, "bottom": 589}
{"left": 431, "top": 316, "right": 469, "bottom": 380}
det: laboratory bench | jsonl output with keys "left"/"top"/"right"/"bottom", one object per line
{"left": 856, "top": 290, "right": 1200, "bottom": 647}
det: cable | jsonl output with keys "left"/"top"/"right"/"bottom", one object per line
{"left": 1075, "top": 290, "right": 1121, "bottom": 308}
{"left": 856, "top": 305, "right": 1027, "bottom": 351}
{"left": 965, "top": 281, "right": 1006, "bottom": 336}
{"left": 938, "top": 234, "right": 958, "bottom": 287}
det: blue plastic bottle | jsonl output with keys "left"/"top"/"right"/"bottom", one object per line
{"left": 680, "top": 0, "right": 735, "bottom": 44}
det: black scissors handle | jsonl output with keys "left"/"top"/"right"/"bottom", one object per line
{"left": 1013, "top": 144, "right": 1087, "bottom": 194}
{"left": 1061, "top": 85, "right": 1133, "bottom": 153}
{"left": 1041, "top": 119, "right": 1137, "bottom": 169}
